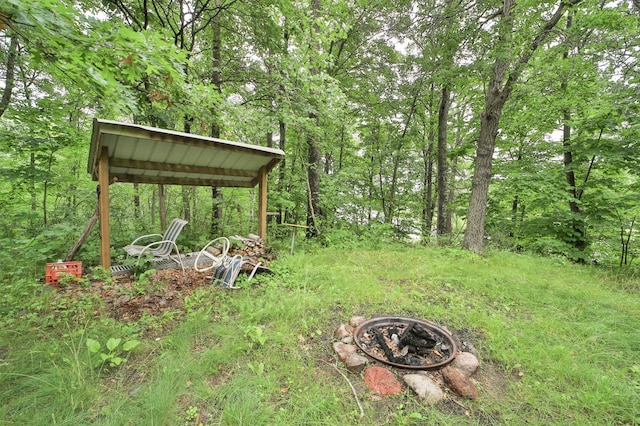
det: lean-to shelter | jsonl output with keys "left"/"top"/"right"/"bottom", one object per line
{"left": 87, "top": 119, "right": 285, "bottom": 269}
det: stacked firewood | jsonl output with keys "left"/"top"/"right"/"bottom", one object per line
{"left": 228, "top": 234, "right": 277, "bottom": 270}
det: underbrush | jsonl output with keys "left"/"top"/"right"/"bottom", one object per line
{"left": 1, "top": 246, "right": 639, "bottom": 425}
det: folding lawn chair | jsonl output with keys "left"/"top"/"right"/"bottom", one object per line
{"left": 193, "top": 237, "right": 262, "bottom": 289}
{"left": 123, "top": 218, "right": 188, "bottom": 271}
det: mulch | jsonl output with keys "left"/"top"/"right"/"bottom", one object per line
{"left": 52, "top": 268, "right": 219, "bottom": 323}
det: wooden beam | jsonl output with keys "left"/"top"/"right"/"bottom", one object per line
{"left": 110, "top": 158, "right": 259, "bottom": 178}
{"left": 110, "top": 173, "right": 257, "bottom": 188}
{"left": 98, "top": 146, "right": 111, "bottom": 269}
{"left": 258, "top": 166, "right": 267, "bottom": 240}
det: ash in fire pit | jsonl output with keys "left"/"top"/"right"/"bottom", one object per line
{"left": 354, "top": 317, "right": 457, "bottom": 370}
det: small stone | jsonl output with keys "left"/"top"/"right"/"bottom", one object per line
{"left": 344, "top": 353, "right": 368, "bottom": 372}
{"left": 333, "top": 342, "right": 358, "bottom": 362}
{"left": 115, "top": 294, "right": 130, "bottom": 307}
{"left": 441, "top": 366, "right": 479, "bottom": 400}
{"left": 341, "top": 335, "right": 354, "bottom": 344}
{"left": 460, "top": 340, "right": 478, "bottom": 357}
{"left": 334, "top": 323, "right": 351, "bottom": 340}
{"left": 403, "top": 374, "right": 445, "bottom": 404}
{"left": 349, "top": 316, "right": 367, "bottom": 328}
{"left": 451, "top": 352, "right": 479, "bottom": 377}
{"left": 363, "top": 366, "right": 402, "bottom": 396}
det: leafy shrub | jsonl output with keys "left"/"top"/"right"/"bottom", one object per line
{"left": 86, "top": 337, "right": 141, "bottom": 368}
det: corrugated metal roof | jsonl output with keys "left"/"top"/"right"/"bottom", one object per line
{"left": 88, "top": 119, "right": 284, "bottom": 187}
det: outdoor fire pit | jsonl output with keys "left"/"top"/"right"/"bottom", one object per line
{"left": 354, "top": 316, "right": 457, "bottom": 370}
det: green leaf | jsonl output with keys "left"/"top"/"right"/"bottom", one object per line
{"left": 86, "top": 338, "right": 101, "bottom": 353}
{"left": 110, "top": 357, "right": 125, "bottom": 366}
{"left": 106, "top": 337, "right": 121, "bottom": 352}
{"left": 122, "top": 340, "right": 141, "bottom": 351}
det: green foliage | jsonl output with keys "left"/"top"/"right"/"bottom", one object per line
{"left": 3, "top": 0, "right": 640, "bottom": 421}
{"left": 1, "top": 0, "right": 638, "bottom": 266}
{"left": 129, "top": 268, "right": 158, "bottom": 295}
{"left": 85, "top": 337, "right": 141, "bottom": 368}
{"left": 183, "top": 405, "right": 200, "bottom": 424}
{"left": 246, "top": 361, "right": 265, "bottom": 376}
{"left": 125, "top": 253, "right": 156, "bottom": 279}
{"left": 90, "top": 266, "right": 115, "bottom": 284}
{"left": 57, "top": 272, "right": 89, "bottom": 288}
{"left": 3, "top": 0, "right": 188, "bottom": 113}
{"left": 2, "top": 246, "right": 640, "bottom": 424}
{"left": 243, "top": 325, "right": 268, "bottom": 348}
{"left": 183, "top": 288, "right": 215, "bottom": 318}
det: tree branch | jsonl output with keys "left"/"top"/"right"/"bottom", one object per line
{"left": 504, "top": 0, "right": 584, "bottom": 96}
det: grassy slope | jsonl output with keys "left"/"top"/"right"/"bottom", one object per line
{"left": 1, "top": 245, "right": 639, "bottom": 425}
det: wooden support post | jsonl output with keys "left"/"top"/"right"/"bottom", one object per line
{"left": 98, "top": 146, "right": 111, "bottom": 269}
{"left": 258, "top": 166, "right": 267, "bottom": 241}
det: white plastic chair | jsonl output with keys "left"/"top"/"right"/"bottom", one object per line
{"left": 124, "top": 218, "right": 188, "bottom": 271}
{"left": 194, "top": 237, "right": 230, "bottom": 272}
{"left": 194, "top": 237, "right": 263, "bottom": 288}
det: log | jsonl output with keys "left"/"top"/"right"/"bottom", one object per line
{"left": 65, "top": 204, "right": 99, "bottom": 262}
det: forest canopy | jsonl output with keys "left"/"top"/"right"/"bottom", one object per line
{"left": 1, "top": 0, "right": 639, "bottom": 267}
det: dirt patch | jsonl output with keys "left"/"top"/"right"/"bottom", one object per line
{"left": 54, "top": 268, "right": 215, "bottom": 323}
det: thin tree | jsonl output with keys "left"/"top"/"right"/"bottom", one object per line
{"left": 462, "top": 0, "right": 583, "bottom": 253}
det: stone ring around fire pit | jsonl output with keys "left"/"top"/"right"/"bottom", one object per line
{"left": 353, "top": 316, "right": 458, "bottom": 370}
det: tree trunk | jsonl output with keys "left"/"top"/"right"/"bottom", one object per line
{"left": 211, "top": 187, "right": 223, "bottom": 236}
{"left": 277, "top": 119, "right": 287, "bottom": 223}
{"left": 306, "top": 114, "right": 322, "bottom": 236}
{"left": 30, "top": 152, "right": 37, "bottom": 219}
{"left": 306, "top": 0, "right": 323, "bottom": 237}
{"left": 421, "top": 84, "right": 436, "bottom": 240}
{"left": 182, "top": 186, "right": 191, "bottom": 222}
{"left": 462, "top": 0, "right": 580, "bottom": 253}
{"left": 422, "top": 129, "right": 435, "bottom": 240}
{"left": 563, "top": 120, "right": 587, "bottom": 259}
{"left": 42, "top": 151, "right": 54, "bottom": 226}
{"left": 386, "top": 148, "right": 401, "bottom": 224}
{"left": 462, "top": 85, "right": 506, "bottom": 253}
{"left": 338, "top": 124, "right": 345, "bottom": 171}
{"left": 0, "top": 33, "right": 17, "bottom": 119}
{"left": 436, "top": 85, "right": 451, "bottom": 236}
{"left": 510, "top": 196, "right": 519, "bottom": 238}
{"left": 182, "top": 118, "right": 194, "bottom": 222}
{"left": 158, "top": 183, "right": 167, "bottom": 230}
{"left": 276, "top": 27, "right": 289, "bottom": 223}
{"left": 620, "top": 218, "right": 635, "bottom": 266}
{"left": 133, "top": 183, "right": 140, "bottom": 218}
{"left": 445, "top": 155, "right": 457, "bottom": 232}
{"left": 560, "top": 12, "right": 587, "bottom": 261}
{"left": 210, "top": 1, "right": 223, "bottom": 237}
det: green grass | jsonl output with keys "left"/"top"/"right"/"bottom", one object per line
{"left": 1, "top": 245, "right": 639, "bottom": 425}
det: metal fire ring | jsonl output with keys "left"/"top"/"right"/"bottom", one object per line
{"left": 353, "top": 316, "right": 458, "bottom": 370}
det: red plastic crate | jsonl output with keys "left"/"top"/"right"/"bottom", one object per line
{"left": 45, "top": 261, "right": 82, "bottom": 285}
